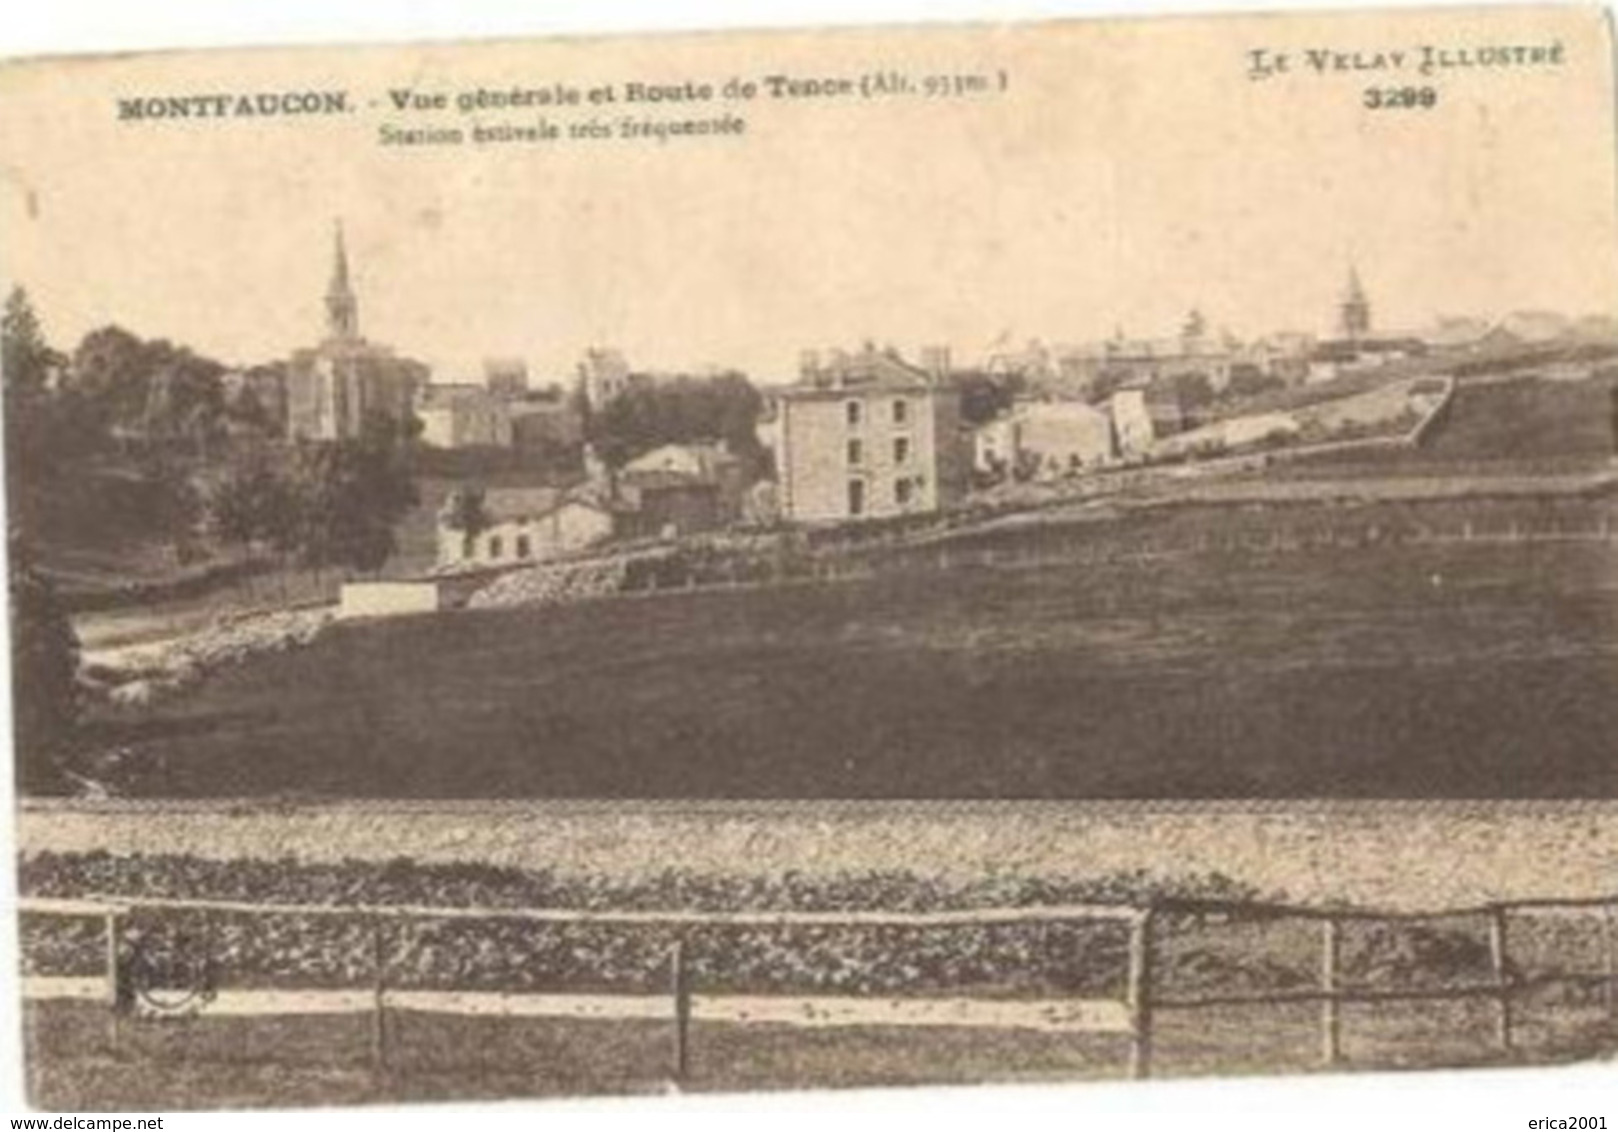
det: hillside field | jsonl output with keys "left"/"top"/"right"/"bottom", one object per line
{"left": 91, "top": 494, "right": 1618, "bottom": 799}
{"left": 1278, "top": 374, "right": 1617, "bottom": 478}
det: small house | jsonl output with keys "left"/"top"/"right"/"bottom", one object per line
{"left": 438, "top": 487, "right": 613, "bottom": 568}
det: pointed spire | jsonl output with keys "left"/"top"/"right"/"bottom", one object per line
{"left": 1344, "top": 264, "right": 1366, "bottom": 303}
{"left": 324, "top": 219, "right": 359, "bottom": 340}
{"left": 1339, "top": 262, "right": 1371, "bottom": 340}
{"left": 329, "top": 220, "right": 351, "bottom": 296}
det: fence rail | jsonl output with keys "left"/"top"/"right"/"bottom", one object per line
{"left": 18, "top": 893, "right": 1142, "bottom": 926}
{"left": 18, "top": 891, "right": 1618, "bottom": 1083}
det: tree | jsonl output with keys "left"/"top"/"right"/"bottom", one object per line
{"left": 584, "top": 372, "right": 766, "bottom": 473}
{"left": 3, "top": 289, "right": 74, "bottom": 536}
{"left": 8, "top": 533, "right": 80, "bottom": 794}
{"left": 68, "top": 326, "right": 227, "bottom": 455}
{"left": 1610, "top": 381, "right": 1618, "bottom": 455}
{"left": 290, "top": 412, "right": 420, "bottom": 578}
{"left": 223, "top": 366, "right": 287, "bottom": 438}
{"left": 1225, "top": 367, "right": 1285, "bottom": 399}
{"left": 1165, "top": 371, "right": 1216, "bottom": 411}
{"left": 1088, "top": 368, "right": 1136, "bottom": 405}
{"left": 1164, "top": 372, "right": 1217, "bottom": 431}
{"left": 952, "top": 370, "right": 1025, "bottom": 426}
{"left": 1011, "top": 448, "right": 1041, "bottom": 483}
{"left": 139, "top": 343, "right": 227, "bottom": 456}
{"left": 440, "top": 486, "right": 492, "bottom": 560}
{"left": 2, "top": 287, "right": 52, "bottom": 396}
{"left": 208, "top": 449, "right": 299, "bottom": 570}
{"left": 2, "top": 293, "right": 79, "bottom": 787}
{"left": 136, "top": 451, "right": 204, "bottom": 565}
{"left": 68, "top": 325, "right": 148, "bottom": 439}
{"left": 209, "top": 468, "right": 258, "bottom": 556}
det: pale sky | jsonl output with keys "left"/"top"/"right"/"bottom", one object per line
{"left": 1, "top": 5, "right": 1614, "bottom": 384}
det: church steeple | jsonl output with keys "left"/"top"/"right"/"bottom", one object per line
{"left": 1339, "top": 265, "right": 1371, "bottom": 341}
{"left": 325, "top": 220, "right": 359, "bottom": 340}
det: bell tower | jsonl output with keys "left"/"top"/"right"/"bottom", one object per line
{"left": 325, "top": 220, "right": 359, "bottom": 341}
{"left": 1339, "top": 266, "right": 1371, "bottom": 342}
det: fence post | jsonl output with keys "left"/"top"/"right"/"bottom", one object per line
{"left": 1602, "top": 902, "right": 1616, "bottom": 1021}
{"left": 371, "top": 918, "right": 388, "bottom": 1075}
{"left": 203, "top": 911, "right": 217, "bottom": 1002}
{"left": 1126, "top": 908, "right": 1154, "bottom": 1080}
{"left": 1488, "top": 906, "right": 1513, "bottom": 1054}
{"left": 1321, "top": 917, "right": 1341, "bottom": 1067}
{"left": 104, "top": 910, "right": 122, "bottom": 1057}
{"left": 670, "top": 939, "right": 691, "bottom": 1083}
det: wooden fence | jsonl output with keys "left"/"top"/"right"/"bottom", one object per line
{"left": 1144, "top": 895, "right": 1618, "bottom": 1075}
{"left": 18, "top": 892, "right": 1618, "bottom": 1083}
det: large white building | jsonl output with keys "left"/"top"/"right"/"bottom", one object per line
{"left": 974, "top": 399, "right": 1115, "bottom": 479}
{"left": 761, "top": 345, "right": 967, "bottom": 523}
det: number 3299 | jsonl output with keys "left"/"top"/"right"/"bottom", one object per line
{"left": 1364, "top": 86, "right": 1438, "bottom": 109}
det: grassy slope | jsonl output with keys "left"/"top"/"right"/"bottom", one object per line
{"left": 1425, "top": 379, "right": 1616, "bottom": 461}
{"left": 68, "top": 376, "right": 1618, "bottom": 799}
{"left": 1279, "top": 376, "right": 1617, "bottom": 478}
{"left": 99, "top": 515, "right": 1618, "bottom": 798}
{"left": 27, "top": 466, "right": 193, "bottom": 588}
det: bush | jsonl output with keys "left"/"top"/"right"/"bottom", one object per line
{"left": 20, "top": 852, "right": 1266, "bottom": 997}
{"left": 9, "top": 536, "right": 81, "bottom": 793}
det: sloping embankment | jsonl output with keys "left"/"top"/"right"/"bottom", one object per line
{"left": 16, "top": 799, "right": 1618, "bottom": 912}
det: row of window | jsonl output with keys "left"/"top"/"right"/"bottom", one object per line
{"left": 846, "top": 398, "right": 912, "bottom": 428}
{"left": 474, "top": 532, "right": 533, "bottom": 561}
{"left": 847, "top": 436, "right": 912, "bottom": 467}
{"left": 846, "top": 475, "right": 922, "bottom": 516}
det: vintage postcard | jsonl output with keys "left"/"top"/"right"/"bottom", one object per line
{"left": 2, "top": 1, "right": 1617, "bottom": 1112}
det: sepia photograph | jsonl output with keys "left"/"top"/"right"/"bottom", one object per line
{"left": 1, "top": 0, "right": 1616, "bottom": 1113}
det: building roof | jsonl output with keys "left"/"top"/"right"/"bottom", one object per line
{"left": 580, "top": 347, "right": 630, "bottom": 379}
{"left": 622, "top": 441, "right": 739, "bottom": 480}
{"left": 1420, "top": 317, "right": 1492, "bottom": 348}
{"left": 1013, "top": 398, "right": 1110, "bottom": 422}
{"left": 418, "top": 383, "right": 494, "bottom": 410}
{"left": 506, "top": 394, "right": 571, "bottom": 417}
{"left": 1572, "top": 314, "right": 1618, "bottom": 342}
{"left": 1107, "top": 385, "right": 1182, "bottom": 415}
{"left": 484, "top": 357, "right": 528, "bottom": 379}
{"left": 473, "top": 486, "right": 607, "bottom": 523}
{"left": 1311, "top": 337, "right": 1426, "bottom": 362}
{"left": 1496, "top": 310, "right": 1572, "bottom": 344}
{"left": 483, "top": 487, "right": 562, "bottom": 521}
{"left": 1066, "top": 336, "right": 1233, "bottom": 364}
{"left": 1252, "top": 331, "right": 1316, "bottom": 352}
{"left": 619, "top": 469, "right": 721, "bottom": 494}
{"left": 781, "top": 343, "right": 935, "bottom": 398}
